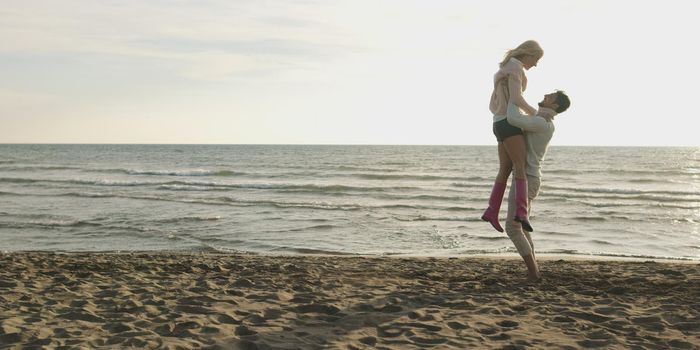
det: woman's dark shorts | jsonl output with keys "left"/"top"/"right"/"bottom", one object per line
{"left": 492, "top": 118, "right": 523, "bottom": 142}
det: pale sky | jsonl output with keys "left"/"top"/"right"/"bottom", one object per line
{"left": 1, "top": 0, "right": 698, "bottom": 146}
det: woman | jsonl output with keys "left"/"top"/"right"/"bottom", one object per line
{"left": 481, "top": 40, "right": 543, "bottom": 233}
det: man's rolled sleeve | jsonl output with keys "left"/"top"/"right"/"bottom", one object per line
{"left": 506, "top": 103, "right": 551, "bottom": 133}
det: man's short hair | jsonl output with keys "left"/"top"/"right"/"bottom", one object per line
{"left": 555, "top": 91, "right": 570, "bottom": 113}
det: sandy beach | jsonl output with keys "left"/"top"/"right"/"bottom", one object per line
{"left": 0, "top": 253, "right": 698, "bottom": 349}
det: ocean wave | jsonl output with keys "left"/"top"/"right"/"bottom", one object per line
{"left": 158, "top": 184, "right": 225, "bottom": 191}
{"left": 0, "top": 177, "right": 159, "bottom": 187}
{"left": 576, "top": 201, "right": 700, "bottom": 209}
{"left": 62, "top": 192, "right": 116, "bottom": 198}
{"left": 50, "top": 191, "right": 481, "bottom": 213}
{"left": 335, "top": 165, "right": 402, "bottom": 172}
{"left": 552, "top": 198, "right": 697, "bottom": 209}
{"left": 627, "top": 178, "right": 664, "bottom": 184}
{"left": 154, "top": 215, "right": 222, "bottom": 224}
{"left": 543, "top": 184, "right": 699, "bottom": 197}
{"left": 186, "top": 244, "right": 247, "bottom": 254}
{"left": 541, "top": 231, "right": 580, "bottom": 237}
{"left": 0, "top": 212, "right": 98, "bottom": 222}
{"left": 0, "top": 219, "right": 102, "bottom": 229}
{"left": 88, "top": 168, "right": 248, "bottom": 177}
{"left": 535, "top": 250, "right": 697, "bottom": 261}
{"left": 656, "top": 203, "right": 700, "bottom": 209}
{"left": 0, "top": 165, "right": 81, "bottom": 171}
{"left": 268, "top": 246, "right": 355, "bottom": 255}
{"left": 565, "top": 197, "right": 700, "bottom": 209}
{"left": 84, "top": 168, "right": 474, "bottom": 181}
{"left": 346, "top": 173, "right": 472, "bottom": 181}
{"left": 542, "top": 189, "right": 700, "bottom": 204}
{"left": 470, "top": 235, "right": 510, "bottom": 241}
{"left": 451, "top": 182, "right": 489, "bottom": 188}
{"left": 373, "top": 193, "right": 467, "bottom": 202}
{"left": 545, "top": 169, "right": 585, "bottom": 175}
{"left": 285, "top": 224, "right": 339, "bottom": 232}
{"left": 51, "top": 191, "right": 367, "bottom": 211}
{"left": 0, "top": 177, "right": 431, "bottom": 194}
{"left": 567, "top": 214, "right": 693, "bottom": 223}
{"left": 572, "top": 216, "right": 608, "bottom": 222}
{"left": 392, "top": 216, "right": 482, "bottom": 222}
{"left": 547, "top": 168, "right": 694, "bottom": 177}
{"left": 269, "top": 183, "right": 424, "bottom": 193}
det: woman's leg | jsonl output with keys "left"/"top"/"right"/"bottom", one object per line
{"left": 502, "top": 134, "right": 526, "bottom": 179}
{"left": 502, "top": 135, "right": 533, "bottom": 232}
{"left": 481, "top": 143, "right": 512, "bottom": 232}
{"left": 495, "top": 142, "right": 513, "bottom": 184}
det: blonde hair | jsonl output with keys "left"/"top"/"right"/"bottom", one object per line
{"left": 499, "top": 40, "right": 544, "bottom": 68}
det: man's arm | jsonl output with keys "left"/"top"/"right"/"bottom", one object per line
{"left": 506, "top": 103, "right": 552, "bottom": 133}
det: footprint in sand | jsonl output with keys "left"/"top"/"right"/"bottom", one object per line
{"left": 378, "top": 304, "right": 403, "bottom": 313}
{"left": 447, "top": 321, "right": 468, "bottom": 330}
{"left": 667, "top": 339, "right": 695, "bottom": 349}
{"left": 564, "top": 311, "right": 613, "bottom": 324}
{"left": 476, "top": 326, "right": 498, "bottom": 335}
{"left": 390, "top": 322, "right": 442, "bottom": 332}
{"left": 215, "top": 313, "right": 240, "bottom": 325}
{"left": 408, "top": 310, "right": 425, "bottom": 319}
{"left": 294, "top": 303, "right": 341, "bottom": 315}
{"left": 26, "top": 336, "right": 52, "bottom": 347}
{"left": 53, "top": 328, "right": 78, "bottom": 339}
{"left": 593, "top": 306, "right": 628, "bottom": 317}
{"left": 497, "top": 320, "right": 519, "bottom": 328}
{"left": 101, "top": 322, "right": 133, "bottom": 333}
{"left": 170, "top": 321, "right": 202, "bottom": 337}
{"left": 409, "top": 336, "right": 448, "bottom": 346}
{"left": 0, "top": 279, "right": 17, "bottom": 288}
{"left": 176, "top": 304, "right": 212, "bottom": 315}
{"left": 676, "top": 321, "right": 700, "bottom": 332}
{"left": 377, "top": 326, "right": 404, "bottom": 338}
{"left": 630, "top": 315, "right": 666, "bottom": 331}
{"left": 243, "top": 313, "right": 266, "bottom": 325}
{"left": 58, "top": 310, "right": 105, "bottom": 323}
{"left": 231, "top": 278, "right": 255, "bottom": 288}
{"left": 201, "top": 326, "right": 220, "bottom": 334}
{"left": 235, "top": 325, "right": 258, "bottom": 336}
{"left": 658, "top": 269, "right": 685, "bottom": 278}
{"left": 585, "top": 329, "right": 614, "bottom": 340}
{"left": 0, "top": 333, "right": 22, "bottom": 345}
{"left": 576, "top": 339, "right": 613, "bottom": 348}
{"left": 359, "top": 336, "right": 377, "bottom": 346}
{"left": 263, "top": 308, "right": 285, "bottom": 319}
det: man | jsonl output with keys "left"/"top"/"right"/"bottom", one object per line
{"left": 505, "top": 91, "right": 571, "bottom": 282}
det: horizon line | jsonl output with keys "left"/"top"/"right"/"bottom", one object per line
{"left": 1, "top": 143, "right": 697, "bottom": 148}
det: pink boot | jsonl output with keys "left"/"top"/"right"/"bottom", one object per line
{"left": 514, "top": 178, "right": 533, "bottom": 232}
{"left": 481, "top": 182, "right": 506, "bottom": 232}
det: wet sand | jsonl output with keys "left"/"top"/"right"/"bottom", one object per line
{"left": 1, "top": 253, "right": 698, "bottom": 349}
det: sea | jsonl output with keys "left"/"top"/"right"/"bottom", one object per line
{"left": 0, "top": 144, "right": 698, "bottom": 260}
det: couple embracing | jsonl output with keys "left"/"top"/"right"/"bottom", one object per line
{"left": 481, "top": 40, "right": 571, "bottom": 282}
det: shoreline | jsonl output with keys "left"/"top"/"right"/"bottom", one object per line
{"left": 1, "top": 252, "right": 698, "bottom": 349}
{"left": 3, "top": 250, "right": 698, "bottom": 263}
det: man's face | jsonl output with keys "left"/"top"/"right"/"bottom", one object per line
{"left": 539, "top": 92, "right": 559, "bottom": 109}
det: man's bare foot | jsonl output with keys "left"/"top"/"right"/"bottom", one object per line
{"left": 525, "top": 273, "right": 542, "bottom": 284}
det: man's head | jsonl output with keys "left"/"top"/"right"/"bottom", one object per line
{"left": 538, "top": 90, "right": 570, "bottom": 114}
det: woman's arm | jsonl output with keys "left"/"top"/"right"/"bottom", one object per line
{"left": 507, "top": 75, "right": 537, "bottom": 116}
